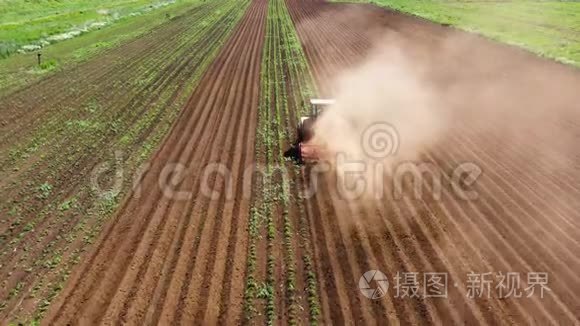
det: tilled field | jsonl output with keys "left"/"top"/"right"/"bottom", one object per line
{"left": 44, "top": 0, "right": 267, "bottom": 324}
{"left": 0, "top": 0, "right": 248, "bottom": 322}
{"left": 1, "top": 0, "right": 580, "bottom": 325}
{"left": 287, "top": 0, "right": 580, "bottom": 325}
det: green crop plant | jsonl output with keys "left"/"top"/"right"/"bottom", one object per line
{"left": 37, "top": 183, "right": 53, "bottom": 200}
{"left": 243, "top": 0, "right": 320, "bottom": 324}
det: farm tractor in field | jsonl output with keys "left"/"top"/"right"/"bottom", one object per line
{"left": 296, "top": 98, "right": 335, "bottom": 163}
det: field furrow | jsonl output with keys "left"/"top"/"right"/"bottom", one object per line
{"left": 285, "top": 0, "right": 580, "bottom": 324}
{"left": 42, "top": 0, "right": 268, "bottom": 324}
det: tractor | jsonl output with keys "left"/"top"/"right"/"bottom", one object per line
{"left": 297, "top": 98, "right": 335, "bottom": 163}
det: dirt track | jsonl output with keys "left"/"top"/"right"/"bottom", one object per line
{"left": 38, "top": 0, "right": 580, "bottom": 325}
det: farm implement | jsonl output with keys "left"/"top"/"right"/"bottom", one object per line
{"left": 296, "top": 98, "right": 335, "bottom": 163}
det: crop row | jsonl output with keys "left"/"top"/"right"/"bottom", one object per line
{"left": 243, "top": 0, "right": 320, "bottom": 324}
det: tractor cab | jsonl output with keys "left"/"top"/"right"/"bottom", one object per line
{"left": 298, "top": 98, "right": 335, "bottom": 142}
{"left": 309, "top": 98, "right": 335, "bottom": 118}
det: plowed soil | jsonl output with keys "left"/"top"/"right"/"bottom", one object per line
{"left": 286, "top": 0, "right": 580, "bottom": 324}
{"left": 43, "top": 0, "right": 267, "bottom": 324}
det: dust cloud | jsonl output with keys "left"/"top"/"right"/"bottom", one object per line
{"left": 314, "top": 40, "right": 445, "bottom": 165}
{"left": 295, "top": 0, "right": 580, "bottom": 209}
{"left": 308, "top": 35, "right": 448, "bottom": 201}
{"left": 308, "top": 25, "right": 580, "bottom": 202}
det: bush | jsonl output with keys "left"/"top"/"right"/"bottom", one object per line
{"left": 39, "top": 58, "right": 57, "bottom": 70}
{"left": 0, "top": 41, "right": 17, "bottom": 59}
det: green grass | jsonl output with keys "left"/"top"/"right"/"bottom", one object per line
{"left": 0, "top": 0, "right": 180, "bottom": 59}
{"left": 346, "top": 0, "right": 580, "bottom": 66}
{"left": 0, "top": 0, "right": 202, "bottom": 94}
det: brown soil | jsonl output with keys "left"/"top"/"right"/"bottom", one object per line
{"left": 0, "top": 1, "right": 247, "bottom": 323}
{"left": 42, "top": 0, "right": 267, "bottom": 324}
{"left": 286, "top": 0, "right": 580, "bottom": 324}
